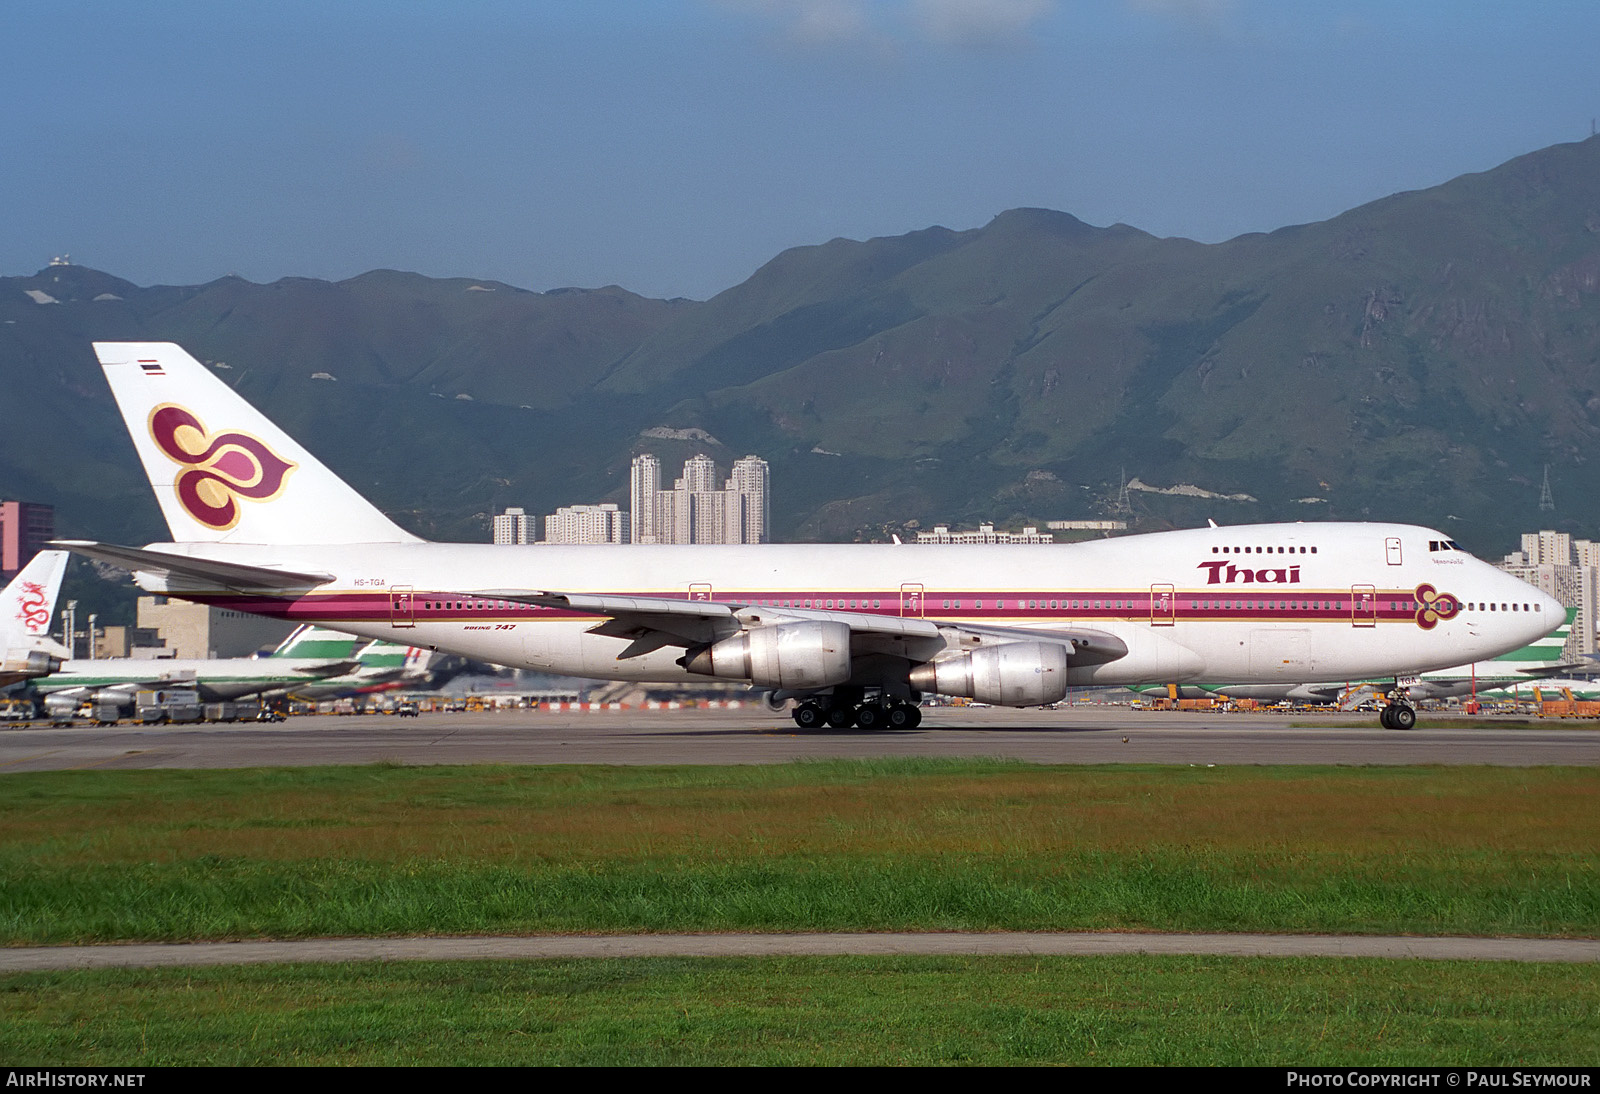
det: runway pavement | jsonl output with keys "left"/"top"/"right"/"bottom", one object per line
{"left": 4, "top": 931, "right": 1596, "bottom": 972}
{"left": 2, "top": 705, "right": 1598, "bottom": 771}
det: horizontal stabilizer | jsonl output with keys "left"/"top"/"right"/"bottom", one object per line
{"left": 50, "top": 540, "right": 334, "bottom": 591}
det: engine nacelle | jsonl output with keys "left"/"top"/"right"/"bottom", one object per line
{"left": 1, "top": 650, "right": 62, "bottom": 679}
{"left": 908, "top": 641, "right": 1070, "bottom": 707}
{"left": 43, "top": 692, "right": 82, "bottom": 717}
{"left": 682, "top": 621, "right": 852, "bottom": 690}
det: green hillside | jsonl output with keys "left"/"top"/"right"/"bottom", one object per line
{"left": 3, "top": 136, "right": 1598, "bottom": 557}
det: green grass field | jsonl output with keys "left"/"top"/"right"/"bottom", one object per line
{"left": 4, "top": 956, "right": 1597, "bottom": 1066}
{"left": 3, "top": 760, "right": 1596, "bottom": 943}
{"left": 4, "top": 759, "right": 1597, "bottom": 1065}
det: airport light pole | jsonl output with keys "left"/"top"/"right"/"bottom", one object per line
{"left": 61, "top": 601, "right": 77, "bottom": 659}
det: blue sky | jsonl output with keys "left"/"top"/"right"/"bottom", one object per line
{"left": 5, "top": 1, "right": 1598, "bottom": 300}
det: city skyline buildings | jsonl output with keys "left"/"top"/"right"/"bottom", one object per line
{"left": 1497, "top": 529, "right": 1600, "bottom": 662}
{"left": 492, "top": 503, "right": 630, "bottom": 545}
{"left": 492, "top": 507, "right": 532, "bottom": 546}
{"left": 630, "top": 453, "right": 769, "bottom": 545}
{"left": 543, "top": 504, "right": 628, "bottom": 545}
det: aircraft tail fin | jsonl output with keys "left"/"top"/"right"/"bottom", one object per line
{"left": 1490, "top": 606, "right": 1577, "bottom": 670}
{"left": 1, "top": 550, "right": 72, "bottom": 670}
{"left": 93, "top": 342, "right": 423, "bottom": 546}
{"left": 269, "top": 626, "right": 364, "bottom": 661}
{"left": 352, "top": 640, "right": 411, "bottom": 671}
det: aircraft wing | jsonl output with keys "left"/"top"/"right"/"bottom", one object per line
{"left": 293, "top": 660, "right": 365, "bottom": 677}
{"left": 50, "top": 541, "right": 335, "bottom": 591}
{"left": 488, "top": 591, "right": 745, "bottom": 659}
{"left": 1513, "top": 661, "right": 1592, "bottom": 676}
{"left": 480, "top": 590, "right": 1125, "bottom": 666}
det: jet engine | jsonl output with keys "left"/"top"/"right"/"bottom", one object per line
{"left": 43, "top": 692, "right": 83, "bottom": 717}
{"left": 681, "top": 621, "right": 852, "bottom": 690}
{"left": 908, "top": 641, "right": 1070, "bottom": 707}
{"left": 1, "top": 650, "right": 62, "bottom": 680}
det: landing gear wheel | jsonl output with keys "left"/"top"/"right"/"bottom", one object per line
{"left": 826, "top": 705, "right": 856, "bottom": 729}
{"left": 793, "top": 703, "right": 825, "bottom": 730}
{"left": 1379, "top": 704, "right": 1417, "bottom": 730}
{"left": 854, "top": 704, "right": 883, "bottom": 730}
{"left": 885, "top": 703, "right": 922, "bottom": 729}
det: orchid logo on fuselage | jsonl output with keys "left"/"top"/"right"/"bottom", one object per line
{"left": 148, "top": 404, "right": 298, "bottom": 531}
{"left": 1414, "top": 584, "right": 1460, "bottom": 630}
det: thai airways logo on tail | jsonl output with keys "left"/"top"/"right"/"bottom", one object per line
{"left": 148, "top": 404, "right": 298, "bottom": 531}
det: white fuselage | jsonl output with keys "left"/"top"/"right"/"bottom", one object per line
{"left": 132, "top": 522, "right": 1560, "bottom": 691}
{"left": 35, "top": 657, "right": 354, "bottom": 702}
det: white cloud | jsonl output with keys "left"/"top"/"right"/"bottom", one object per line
{"left": 717, "top": 0, "right": 1057, "bottom": 52}
{"left": 908, "top": 0, "right": 1055, "bottom": 48}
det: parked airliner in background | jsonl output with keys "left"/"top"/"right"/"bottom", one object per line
{"left": 272, "top": 628, "right": 448, "bottom": 701}
{"left": 1130, "top": 608, "right": 1580, "bottom": 718}
{"left": 52, "top": 343, "right": 1561, "bottom": 731}
{"left": 0, "top": 551, "right": 70, "bottom": 688}
{"left": 34, "top": 623, "right": 361, "bottom": 718}
{"left": 1482, "top": 679, "right": 1600, "bottom": 703}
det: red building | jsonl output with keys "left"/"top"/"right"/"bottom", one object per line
{"left": 0, "top": 501, "right": 55, "bottom": 580}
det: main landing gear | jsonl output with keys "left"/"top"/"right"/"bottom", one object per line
{"left": 1378, "top": 702, "right": 1417, "bottom": 730}
{"left": 791, "top": 697, "right": 922, "bottom": 731}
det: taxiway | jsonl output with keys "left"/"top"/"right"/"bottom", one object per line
{"left": 2, "top": 706, "right": 1596, "bottom": 772}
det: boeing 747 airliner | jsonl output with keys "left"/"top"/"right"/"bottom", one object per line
{"left": 53, "top": 343, "right": 1560, "bottom": 730}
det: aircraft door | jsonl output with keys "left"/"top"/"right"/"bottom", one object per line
{"left": 390, "top": 586, "right": 415, "bottom": 629}
{"left": 1351, "top": 584, "right": 1377, "bottom": 627}
{"left": 688, "top": 583, "right": 713, "bottom": 602}
{"left": 1150, "top": 584, "right": 1176, "bottom": 626}
{"left": 900, "top": 583, "right": 925, "bottom": 617}
{"left": 1385, "top": 537, "right": 1403, "bottom": 565}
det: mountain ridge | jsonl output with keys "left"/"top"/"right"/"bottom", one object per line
{"left": 4, "top": 136, "right": 1599, "bottom": 555}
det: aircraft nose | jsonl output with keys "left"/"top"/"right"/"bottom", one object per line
{"left": 1518, "top": 589, "right": 1567, "bottom": 644}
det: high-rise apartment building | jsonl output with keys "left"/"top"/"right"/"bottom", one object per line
{"left": 493, "top": 507, "right": 532, "bottom": 545}
{"left": 1498, "top": 529, "right": 1600, "bottom": 661}
{"left": 0, "top": 500, "right": 55, "bottom": 580}
{"left": 728, "top": 456, "right": 770, "bottom": 545}
{"left": 629, "top": 453, "right": 770, "bottom": 545}
{"left": 629, "top": 454, "right": 662, "bottom": 545}
{"left": 542, "top": 504, "right": 629, "bottom": 544}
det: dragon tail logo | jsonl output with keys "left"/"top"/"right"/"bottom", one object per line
{"left": 148, "top": 405, "right": 298, "bottom": 530}
{"left": 14, "top": 581, "right": 49, "bottom": 633}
